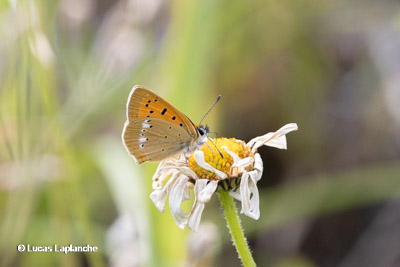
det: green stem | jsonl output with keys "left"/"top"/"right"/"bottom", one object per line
{"left": 218, "top": 191, "right": 256, "bottom": 267}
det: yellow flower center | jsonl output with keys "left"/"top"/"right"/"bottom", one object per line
{"left": 188, "top": 138, "right": 254, "bottom": 180}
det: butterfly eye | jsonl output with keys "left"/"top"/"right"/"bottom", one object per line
{"left": 198, "top": 127, "right": 206, "bottom": 136}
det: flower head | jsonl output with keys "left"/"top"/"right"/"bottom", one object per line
{"left": 150, "top": 123, "right": 298, "bottom": 231}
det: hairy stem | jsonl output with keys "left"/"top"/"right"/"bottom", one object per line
{"left": 218, "top": 191, "right": 256, "bottom": 267}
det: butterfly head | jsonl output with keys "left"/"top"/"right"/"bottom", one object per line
{"left": 195, "top": 125, "right": 224, "bottom": 159}
{"left": 195, "top": 124, "right": 209, "bottom": 147}
{"left": 197, "top": 125, "right": 209, "bottom": 137}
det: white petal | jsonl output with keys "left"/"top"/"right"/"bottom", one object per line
{"left": 247, "top": 123, "right": 298, "bottom": 153}
{"left": 188, "top": 179, "right": 218, "bottom": 231}
{"left": 222, "top": 145, "right": 256, "bottom": 178}
{"left": 152, "top": 169, "right": 174, "bottom": 190}
{"left": 221, "top": 146, "right": 255, "bottom": 176}
{"left": 169, "top": 175, "right": 190, "bottom": 229}
{"left": 239, "top": 171, "right": 250, "bottom": 214}
{"left": 221, "top": 146, "right": 241, "bottom": 165}
{"left": 193, "top": 150, "right": 227, "bottom": 179}
{"left": 152, "top": 157, "right": 196, "bottom": 189}
{"left": 187, "top": 180, "right": 207, "bottom": 231}
{"left": 253, "top": 153, "right": 263, "bottom": 172}
{"left": 152, "top": 158, "right": 182, "bottom": 189}
{"left": 152, "top": 161, "right": 170, "bottom": 189}
{"left": 150, "top": 172, "right": 179, "bottom": 212}
{"left": 246, "top": 135, "right": 263, "bottom": 149}
{"left": 254, "top": 135, "right": 287, "bottom": 150}
{"left": 239, "top": 170, "right": 260, "bottom": 220}
{"left": 254, "top": 153, "right": 263, "bottom": 181}
{"left": 149, "top": 190, "right": 167, "bottom": 212}
{"left": 198, "top": 180, "right": 218, "bottom": 202}
{"left": 173, "top": 166, "right": 198, "bottom": 180}
{"left": 183, "top": 182, "right": 191, "bottom": 201}
{"left": 229, "top": 190, "right": 241, "bottom": 201}
{"left": 232, "top": 157, "right": 254, "bottom": 169}
{"left": 246, "top": 170, "right": 260, "bottom": 219}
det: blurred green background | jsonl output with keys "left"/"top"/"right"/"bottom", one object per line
{"left": 1, "top": 0, "right": 400, "bottom": 266}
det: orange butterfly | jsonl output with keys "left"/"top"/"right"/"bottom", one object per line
{"left": 122, "top": 85, "right": 214, "bottom": 164}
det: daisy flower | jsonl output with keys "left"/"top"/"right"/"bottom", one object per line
{"left": 150, "top": 123, "right": 298, "bottom": 231}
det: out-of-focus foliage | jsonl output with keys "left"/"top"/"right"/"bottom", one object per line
{"left": 1, "top": 0, "right": 400, "bottom": 267}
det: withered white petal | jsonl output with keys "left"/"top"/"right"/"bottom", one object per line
{"left": 194, "top": 150, "right": 227, "bottom": 179}
{"left": 188, "top": 180, "right": 207, "bottom": 231}
{"left": 183, "top": 181, "right": 191, "bottom": 201}
{"left": 253, "top": 153, "right": 263, "bottom": 172}
{"left": 244, "top": 170, "right": 260, "bottom": 220}
{"left": 233, "top": 157, "right": 254, "bottom": 169}
{"left": 277, "top": 123, "right": 298, "bottom": 135}
{"left": 239, "top": 170, "right": 250, "bottom": 214}
{"left": 150, "top": 172, "right": 179, "bottom": 212}
{"left": 221, "top": 146, "right": 241, "bottom": 164}
{"left": 254, "top": 153, "right": 263, "bottom": 181}
{"left": 152, "top": 169, "right": 174, "bottom": 190}
{"left": 152, "top": 160, "right": 170, "bottom": 188}
{"left": 173, "top": 166, "right": 198, "bottom": 179}
{"left": 169, "top": 175, "right": 190, "bottom": 229}
{"left": 248, "top": 123, "right": 298, "bottom": 153}
{"left": 152, "top": 158, "right": 182, "bottom": 189}
{"left": 229, "top": 156, "right": 254, "bottom": 177}
{"left": 198, "top": 180, "right": 218, "bottom": 202}
{"left": 221, "top": 146, "right": 253, "bottom": 176}
{"left": 229, "top": 190, "right": 241, "bottom": 201}
{"left": 188, "top": 179, "right": 218, "bottom": 231}
{"left": 152, "top": 157, "right": 192, "bottom": 189}
{"left": 149, "top": 189, "right": 167, "bottom": 212}
{"left": 246, "top": 135, "right": 262, "bottom": 150}
{"left": 255, "top": 135, "right": 287, "bottom": 150}
{"left": 239, "top": 170, "right": 261, "bottom": 220}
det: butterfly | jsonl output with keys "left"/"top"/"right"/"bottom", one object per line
{"left": 122, "top": 85, "right": 214, "bottom": 164}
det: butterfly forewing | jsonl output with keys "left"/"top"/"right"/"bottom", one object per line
{"left": 123, "top": 86, "right": 200, "bottom": 164}
{"left": 126, "top": 86, "right": 197, "bottom": 137}
{"left": 123, "top": 118, "right": 193, "bottom": 164}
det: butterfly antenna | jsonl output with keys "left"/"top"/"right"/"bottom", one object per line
{"left": 199, "top": 95, "right": 221, "bottom": 126}
{"left": 208, "top": 131, "right": 219, "bottom": 137}
{"left": 206, "top": 143, "right": 217, "bottom": 157}
{"left": 207, "top": 136, "right": 224, "bottom": 158}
